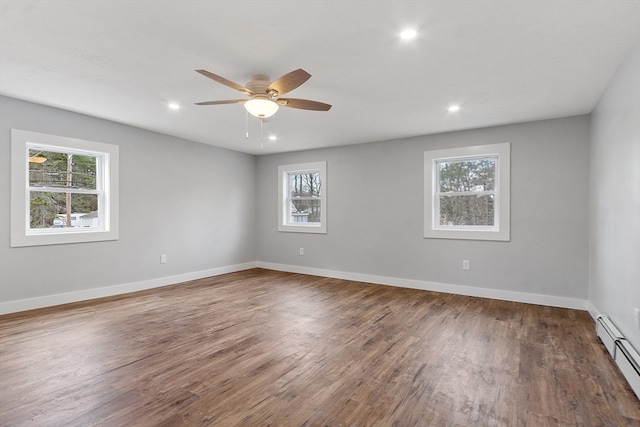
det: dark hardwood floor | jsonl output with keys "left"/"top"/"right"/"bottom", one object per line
{"left": 1, "top": 268, "right": 638, "bottom": 426}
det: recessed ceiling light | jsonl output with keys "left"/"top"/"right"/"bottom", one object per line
{"left": 168, "top": 102, "right": 181, "bottom": 110}
{"left": 400, "top": 29, "right": 417, "bottom": 40}
{"left": 269, "top": 135, "right": 277, "bottom": 141}
{"left": 448, "top": 105, "right": 461, "bottom": 112}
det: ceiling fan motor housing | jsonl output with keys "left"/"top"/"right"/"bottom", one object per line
{"left": 247, "top": 75, "right": 272, "bottom": 97}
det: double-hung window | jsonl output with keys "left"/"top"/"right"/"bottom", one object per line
{"left": 278, "top": 161, "right": 327, "bottom": 233}
{"left": 424, "top": 143, "right": 510, "bottom": 241}
{"left": 11, "top": 129, "right": 119, "bottom": 247}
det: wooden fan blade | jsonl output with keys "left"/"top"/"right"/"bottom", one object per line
{"left": 194, "top": 99, "right": 247, "bottom": 106}
{"left": 195, "top": 70, "right": 253, "bottom": 96}
{"left": 268, "top": 69, "right": 311, "bottom": 96}
{"left": 277, "top": 98, "right": 332, "bottom": 111}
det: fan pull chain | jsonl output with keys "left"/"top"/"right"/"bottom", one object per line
{"left": 245, "top": 111, "right": 249, "bottom": 138}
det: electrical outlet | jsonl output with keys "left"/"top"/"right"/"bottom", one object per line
{"left": 299, "top": 248, "right": 304, "bottom": 256}
{"left": 462, "top": 260, "right": 470, "bottom": 270}
{"left": 160, "top": 254, "right": 167, "bottom": 264}
{"left": 635, "top": 307, "right": 640, "bottom": 330}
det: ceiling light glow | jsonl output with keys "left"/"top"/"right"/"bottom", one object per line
{"left": 448, "top": 105, "right": 461, "bottom": 112}
{"left": 245, "top": 98, "right": 279, "bottom": 118}
{"left": 400, "top": 29, "right": 417, "bottom": 40}
{"left": 168, "top": 102, "right": 181, "bottom": 110}
{"left": 269, "top": 135, "right": 277, "bottom": 141}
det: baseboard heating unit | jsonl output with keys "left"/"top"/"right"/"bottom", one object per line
{"left": 596, "top": 315, "right": 624, "bottom": 357}
{"left": 596, "top": 315, "right": 640, "bottom": 399}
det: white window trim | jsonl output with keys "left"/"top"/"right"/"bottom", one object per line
{"left": 11, "top": 129, "right": 119, "bottom": 247}
{"left": 424, "top": 143, "right": 510, "bottom": 241}
{"left": 278, "top": 161, "right": 327, "bottom": 234}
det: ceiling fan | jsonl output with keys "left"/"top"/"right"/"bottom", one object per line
{"left": 194, "top": 69, "right": 332, "bottom": 119}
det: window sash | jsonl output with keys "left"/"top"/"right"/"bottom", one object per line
{"left": 287, "top": 197, "right": 322, "bottom": 225}
{"left": 424, "top": 143, "right": 510, "bottom": 241}
{"left": 29, "top": 149, "right": 100, "bottom": 190}
{"left": 27, "top": 190, "right": 106, "bottom": 232}
{"left": 25, "top": 144, "right": 107, "bottom": 233}
{"left": 435, "top": 195, "right": 497, "bottom": 230}
{"left": 433, "top": 154, "right": 499, "bottom": 231}
{"left": 285, "top": 171, "right": 322, "bottom": 227}
{"left": 288, "top": 171, "right": 322, "bottom": 197}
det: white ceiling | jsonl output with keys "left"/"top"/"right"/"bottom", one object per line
{"left": 1, "top": 1, "right": 639, "bottom": 155}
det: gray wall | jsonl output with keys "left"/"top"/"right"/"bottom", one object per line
{"left": 256, "top": 116, "right": 590, "bottom": 300}
{"left": 0, "top": 96, "right": 256, "bottom": 303}
{"left": 589, "top": 42, "right": 640, "bottom": 349}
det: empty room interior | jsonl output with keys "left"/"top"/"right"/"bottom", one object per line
{"left": 1, "top": 1, "right": 639, "bottom": 426}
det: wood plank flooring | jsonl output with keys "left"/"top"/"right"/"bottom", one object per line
{"left": 1, "top": 268, "right": 638, "bottom": 426}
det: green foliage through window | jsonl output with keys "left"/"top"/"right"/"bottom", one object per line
{"left": 27, "top": 149, "right": 99, "bottom": 229}
{"left": 436, "top": 157, "right": 496, "bottom": 227}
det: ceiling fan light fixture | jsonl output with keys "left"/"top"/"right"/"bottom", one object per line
{"left": 245, "top": 98, "right": 279, "bottom": 118}
{"left": 195, "top": 68, "right": 331, "bottom": 115}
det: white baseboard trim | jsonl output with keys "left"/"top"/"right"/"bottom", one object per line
{"left": 0, "top": 262, "right": 257, "bottom": 315}
{"left": 1, "top": 261, "right": 589, "bottom": 315}
{"left": 256, "top": 261, "right": 589, "bottom": 310}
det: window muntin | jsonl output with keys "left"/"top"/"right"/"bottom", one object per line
{"left": 424, "top": 143, "right": 510, "bottom": 241}
{"left": 278, "top": 162, "right": 327, "bottom": 233}
{"left": 11, "top": 129, "right": 119, "bottom": 247}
